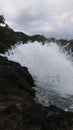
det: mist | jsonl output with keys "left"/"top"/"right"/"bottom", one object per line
{"left": 5, "top": 41, "right": 73, "bottom": 111}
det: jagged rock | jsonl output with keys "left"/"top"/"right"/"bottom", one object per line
{"left": 0, "top": 56, "right": 73, "bottom": 130}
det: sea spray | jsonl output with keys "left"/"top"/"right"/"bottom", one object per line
{"left": 4, "top": 41, "right": 73, "bottom": 111}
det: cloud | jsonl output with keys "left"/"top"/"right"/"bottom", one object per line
{"left": 0, "top": 0, "right": 73, "bottom": 39}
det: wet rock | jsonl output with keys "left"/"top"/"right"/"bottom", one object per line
{"left": 42, "top": 105, "right": 73, "bottom": 130}
{"left": 0, "top": 56, "right": 73, "bottom": 129}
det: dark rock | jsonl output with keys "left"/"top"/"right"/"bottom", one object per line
{"left": 5, "top": 105, "right": 18, "bottom": 115}
{"left": 0, "top": 56, "right": 35, "bottom": 96}
{"left": 42, "top": 106, "right": 73, "bottom": 130}
{"left": 0, "top": 56, "right": 73, "bottom": 130}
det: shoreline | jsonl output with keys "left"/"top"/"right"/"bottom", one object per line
{"left": 0, "top": 55, "right": 73, "bottom": 129}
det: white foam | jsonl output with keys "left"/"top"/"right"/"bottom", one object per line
{"left": 5, "top": 42, "right": 73, "bottom": 95}
{"left": 3, "top": 41, "right": 73, "bottom": 109}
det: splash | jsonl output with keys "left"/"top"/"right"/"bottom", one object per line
{"left": 4, "top": 41, "right": 73, "bottom": 111}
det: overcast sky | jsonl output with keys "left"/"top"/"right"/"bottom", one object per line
{"left": 0, "top": 0, "right": 73, "bottom": 39}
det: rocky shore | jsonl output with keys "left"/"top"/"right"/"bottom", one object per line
{"left": 0, "top": 25, "right": 73, "bottom": 129}
{"left": 0, "top": 55, "right": 73, "bottom": 130}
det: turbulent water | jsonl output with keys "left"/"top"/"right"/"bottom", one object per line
{"left": 4, "top": 41, "right": 73, "bottom": 111}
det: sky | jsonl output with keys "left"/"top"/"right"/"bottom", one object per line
{"left": 0, "top": 0, "right": 73, "bottom": 39}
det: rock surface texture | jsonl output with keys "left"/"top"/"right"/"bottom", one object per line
{"left": 0, "top": 56, "right": 73, "bottom": 129}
